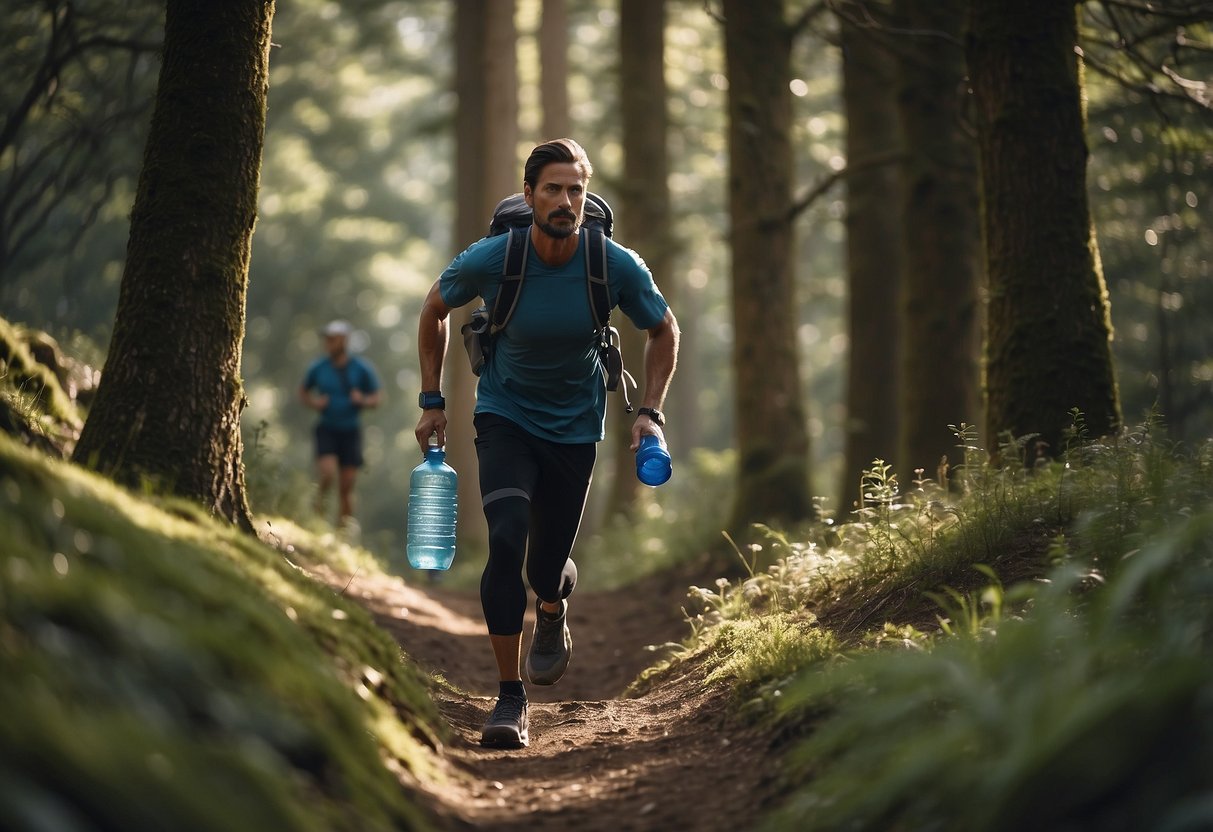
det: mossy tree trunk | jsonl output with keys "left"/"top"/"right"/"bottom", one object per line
{"left": 71, "top": 0, "right": 275, "bottom": 532}
{"left": 604, "top": 0, "right": 672, "bottom": 519}
{"left": 892, "top": 0, "right": 982, "bottom": 480}
{"left": 968, "top": 0, "right": 1121, "bottom": 456}
{"left": 838, "top": 0, "right": 904, "bottom": 513}
{"left": 722, "top": 0, "right": 812, "bottom": 532}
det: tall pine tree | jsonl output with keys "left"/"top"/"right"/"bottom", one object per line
{"left": 723, "top": 0, "right": 812, "bottom": 531}
{"left": 968, "top": 0, "right": 1121, "bottom": 455}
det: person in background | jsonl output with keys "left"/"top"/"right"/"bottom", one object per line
{"left": 413, "top": 138, "right": 679, "bottom": 749}
{"left": 299, "top": 319, "right": 382, "bottom": 528}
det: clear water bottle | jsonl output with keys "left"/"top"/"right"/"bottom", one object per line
{"left": 406, "top": 440, "right": 458, "bottom": 570}
{"left": 635, "top": 434, "right": 672, "bottom": 486}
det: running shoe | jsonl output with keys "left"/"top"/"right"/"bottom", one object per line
{"left": 479, "top": 694, "right": 529, "bottom": 748}
{"left": 526, "top": 598, "right": 572, "bottom": 685}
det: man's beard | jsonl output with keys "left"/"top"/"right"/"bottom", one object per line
{"left": 539, "top": 210, "right": 579, "bottom": 239}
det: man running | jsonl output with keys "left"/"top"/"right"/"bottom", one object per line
{"left": 300, "top": 320, "right": 382, "bottom": 528}
{"left": 413, "top": 138, "right": 679, "bottom": 748}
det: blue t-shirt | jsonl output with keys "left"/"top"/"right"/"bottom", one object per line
{"left": 301, "top": 355, "right": 381, "bottom": 432}
{"left": 440, "top": 230, "right": 669, "bottom": 443}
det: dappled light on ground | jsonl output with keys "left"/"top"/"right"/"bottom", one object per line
{"left": 307, "top": 558, "right": 790, "bottom": 831}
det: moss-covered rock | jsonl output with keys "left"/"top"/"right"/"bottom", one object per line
{"left": 0, "top": 316, "right": 84, "bottom": 457}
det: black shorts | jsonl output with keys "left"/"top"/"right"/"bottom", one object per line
{"left": 315, "top": 425, "right": 364, "bottom": 468}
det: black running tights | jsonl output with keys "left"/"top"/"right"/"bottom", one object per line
{"left": 473, "top": 412, "right": 595, "bottom": 636}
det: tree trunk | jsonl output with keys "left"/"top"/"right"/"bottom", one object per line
{"left": 604, "top": 0, "right": 672, "bottom": 519}
{"left": 893, "top": 0, "right": 981, "bottom": 479}
{"left": 539, "top": 0, "right": 570, "bottom": 140}
{"left": 838, "top": 0, "right": 904, "bottom": 513}
{"left": 450, "top": 0, "right": 519, "bottom": 547}
{"left": 968, "top": 0, "right": 1121, "bottom": 456}
{"left": 483, "top": 2, "right": 519, "bottom": 203}
{"left": 71, "top": 0, "right": 274, "bottom": 532}
{"left": 722, "top": 0, "right": 812, "bottom": 532}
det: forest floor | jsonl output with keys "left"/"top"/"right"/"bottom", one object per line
{"left": 308, "top": 559, "right": 795, "bottom": 831}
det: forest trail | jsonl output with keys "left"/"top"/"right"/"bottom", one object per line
{"left": 309, "top": 561, "right": 791, "bottom": 831}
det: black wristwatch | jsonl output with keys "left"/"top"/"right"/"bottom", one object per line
{"left": 638, "top": 406, "right": 665, "bottom": 427}
{"left": 418, "top": 391, "right": 446, "bottom": 410}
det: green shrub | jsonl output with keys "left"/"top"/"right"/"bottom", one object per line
{"left": 769, "top": 508, "right": 1213, "bottom": 832}
{"left": 761, "top": 427, "right": 1213, "bottom": 832}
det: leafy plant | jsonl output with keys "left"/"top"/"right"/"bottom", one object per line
{"left": 769, "top": 506, "right": 1213, "bottom": 832}
{"left": 641, "top": 420, "right": 1213, "bottom": 829}
{"left": 751, "top": 426, "right": 1213, "bottom": 831}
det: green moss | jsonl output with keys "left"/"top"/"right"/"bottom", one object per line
{"left": 0, "top": 316, "right": 80, "bottom": 430}
{"left": 0, "top": 435, "right": 442, "bottom": 831}
{"left": 705, "top": 613, "right": 837, "bottom": 693}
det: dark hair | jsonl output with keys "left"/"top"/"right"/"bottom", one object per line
{"left": 523, "top": 138, "right": 594, "bottom": 189}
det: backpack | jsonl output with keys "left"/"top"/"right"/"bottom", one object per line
{"left": 460, "top": 192, "right": 635, "bottom": 410}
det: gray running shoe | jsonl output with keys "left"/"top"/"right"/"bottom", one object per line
{"left": 479, "top": 694, "right": 529, "bottom": 748}
{"left": 526, "top": 598, "right": 572, "bottom": 685}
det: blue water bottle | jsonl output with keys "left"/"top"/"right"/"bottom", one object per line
{"left": 406, "top": 438, "right": 458, "bottom": 570}
{"left": 636, "top": 435, "right": 673, "bottom": 486}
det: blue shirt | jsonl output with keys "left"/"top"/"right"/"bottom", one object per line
{"left": 440, "top": 230, "right": 669, "bottom": 443}
{"left": 301, "top": 355, "right": 381, "bottom": 432}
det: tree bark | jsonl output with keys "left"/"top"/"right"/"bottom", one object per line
{"left": 968, "top": 0, "right": 1121, "bottom": 456}
{"left": 893, "top": 0, "right": 982, "bottom": 480}
{"left": 838, "top": 0, "right": 904, "bottom": 513}
{"left": 603, "top": 0, "right": 672, "bottom": 519}
{"left": 539, "top": 0, "right": 570, "bottom": 140}
{"left": 71, "top": 0, "right": 275, "bottom": 532}
{"left": 722, "top": 0, "right": 812, "bottom": 532}
{"left": 450, "top": 0, "right": 519, "bottom": 546}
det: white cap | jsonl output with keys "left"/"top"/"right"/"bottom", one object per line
{"left": 322, "top": 320, "right": 352, "bottom": 337}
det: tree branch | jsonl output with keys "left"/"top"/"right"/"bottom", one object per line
{"left": 789, "top": 1, "right": 830, "bottom": 39}
{"left": 787, "top": 148, "right": 906, "bottom": 221}
{"left": 1082, "top": 47, "right": 1213, "bottom": 112}
{"left": 828, "top": 0, "right": 964, "bottom": 48}
{"left": 1, "top": 18, "right": 159, "bottom": 156}
{"left": 1092, "top": 0, "right": 1213, "bottom": 20}
{"left": 1086, "top": 1, "right": 1213, "bottom": 110}
{"left": 1, "top": 6, "right": 69, "bottom": 155}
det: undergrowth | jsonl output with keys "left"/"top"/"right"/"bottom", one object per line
{"left": 243, "top": 418, "right": 316, "bottom": 523}
{"left": 0, "top": 317, "right": 81, "bottom": 451}
{"left": 650, "top": 417, "right": 1213, "bottom": 830}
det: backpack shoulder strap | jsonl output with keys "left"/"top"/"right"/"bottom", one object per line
{"left": 490, "top": 227, "right": 529, "bottom": 333}
{"left": 349, "top": 356, "right": 373, "bottom": 390}
{"left": 584, "top": 227, "right": 610, "bottom": 331}
{"left": 334, "top": 360, "right": 352, "bottom": 395}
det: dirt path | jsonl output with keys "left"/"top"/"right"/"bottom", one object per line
{"left": 317, "top": 563, "right": 791, "bottom": 831}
